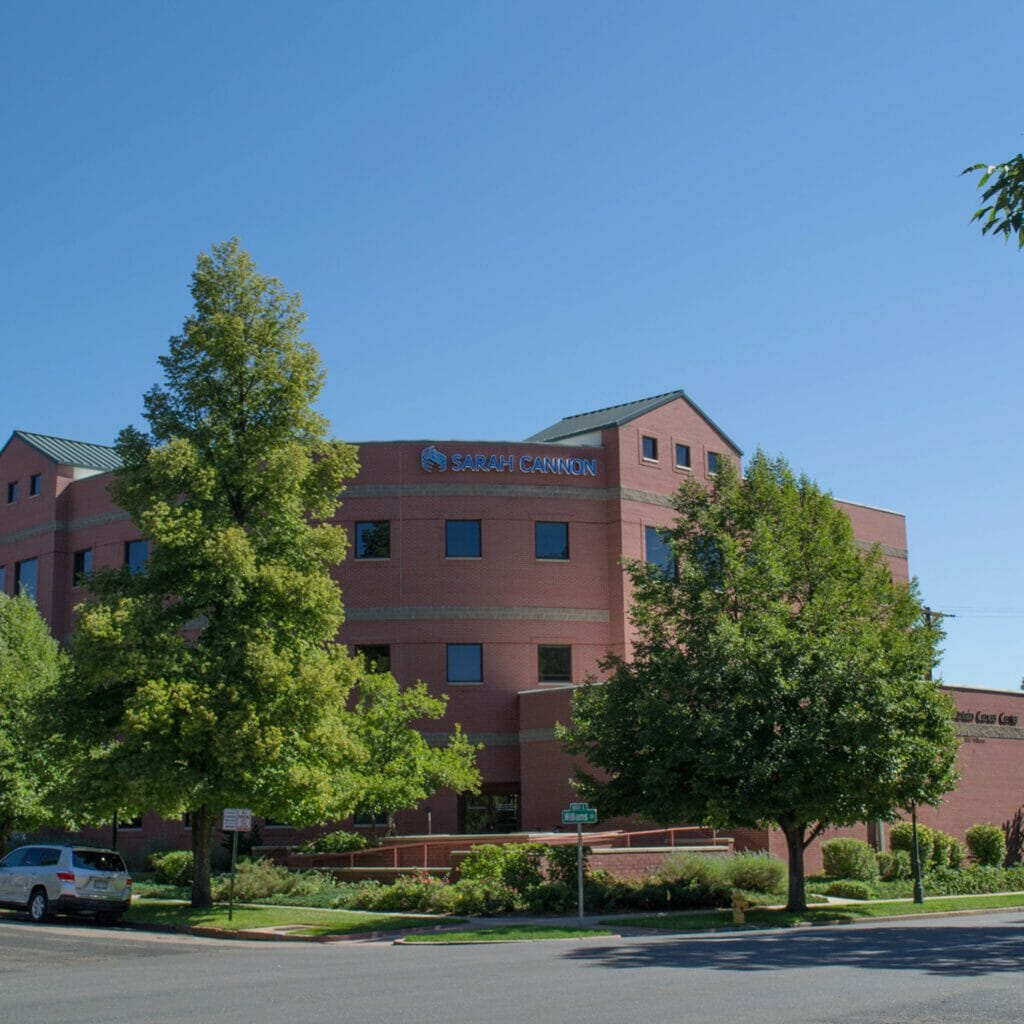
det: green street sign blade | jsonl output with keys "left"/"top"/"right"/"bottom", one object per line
{"left": 569, "top": 802, "right": 590, "bottom": 812}
{"left": 561, "top": 809, "right": 599, "bottom": 825}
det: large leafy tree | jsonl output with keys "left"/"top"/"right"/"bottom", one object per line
{"left": 562, "top": 453, "right": 959, "bottom": 911}
{"left": 349, "top": 664, "right": 481, "bottom": 834}
{"left": 0, "top": 594, "right": 63, "bottom": 849}
{"left": 61, "top": 240, "right": 476, "bottom": 905}
{"left": 964, "top": 154, "right": 1024, "bottom": 248}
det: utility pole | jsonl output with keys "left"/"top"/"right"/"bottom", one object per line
{"left": 911, "top": 606, "right": 957, "bottom": 903}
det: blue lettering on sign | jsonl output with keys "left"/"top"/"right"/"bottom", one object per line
{"left": 423, "top": 446, "right": 597, "bottom": 477}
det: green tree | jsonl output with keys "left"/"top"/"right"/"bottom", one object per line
{"left": 561, "top": 453, "right": 959, "bottom": 911}
{"left": 0, "top": 594, "right": 63, "bottom": 849}
{"left": 349, "top": 663, "right": 481, "bottom": 834}
{"left": 60, "top": 239, "right": 476, "bottom": 905}
{"left": 964, "top": 154, "right": 1024, "bottom": 248}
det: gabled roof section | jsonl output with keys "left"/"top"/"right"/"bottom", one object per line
{"left": 3, "top": 431, "right": 122, "bottom": 472}
{"left": 525, "top": 389, "right": 743, "bottom": 454}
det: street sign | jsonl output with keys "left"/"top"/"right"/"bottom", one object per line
{"left": 568, "top": 801, "right": 590, "bottom": 812}
{"left": 222, "top": 808, "right": 253, "bottom": 832}
{"left": 561, "top": 809, "right": 598, "bottom": 825}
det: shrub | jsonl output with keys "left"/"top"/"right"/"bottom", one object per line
{"left": 821, "top": 839, "right": 878, "bottom": 881}
{"left": 947, "top": 838, "right": 965, "bottom": 870}
{"left": 889, "top": 822, "right": 933, "bottom": 867}
{"left": 149, "top": 850, "right": 193, "bottom": 887}
{"left": 458, "top": 843, "right": 546, "bottom": 893}
{"left": 300, "top": 830, "right": 370, "bottom": 854}
{"left": 545, "top": 844, "right": 590, "bottom": 888}
{"left": 824, "top": 880, "right": 871, "bottom": 900}
{"left": 210, "top": 858, "right": 326, "bottom": 902}
{"left": 929, "top": 829, "right": 951, "bottom": 868}
{"left": 449, "top": 878, "right": 519, "bottom": 915}
{"left": 877, "top": 850, "right": 911, "bottom": 881}
{"left": 966, "top": 824, "right": 1007, "bottom": 867}
{"left": 724, "top": 853, "right": 786, "bottom": 893}
{"left": 656, "top": 853, "right": 730, "bottom": 888}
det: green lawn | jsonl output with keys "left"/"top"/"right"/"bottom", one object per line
{"left": 608, "top": 892, "right": 1024, "bottom": 932}
{"left": 403, "top": 925, "right": 613, "bottom": 943}
{"left": 126, "top": 898, "right": 463, "bottom": 936}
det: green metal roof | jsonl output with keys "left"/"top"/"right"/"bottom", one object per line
{"left": 4, "top": 430, "right": 122, "bottom": 472}
{"left": 525, "top": 390, "right": 743, "bottom": 454}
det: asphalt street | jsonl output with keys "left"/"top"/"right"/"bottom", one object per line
{"left": 1, "top": 911, "right": 1022, "bottom": 1024}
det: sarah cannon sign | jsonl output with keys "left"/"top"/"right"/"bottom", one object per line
{"left": 421, "top": 445, "right": 597, "bottom": 477}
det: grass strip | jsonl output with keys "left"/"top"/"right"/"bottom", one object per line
{"left": 607, "top": 892, "right": 1024, "bottom": 932}
{"left": 126, "top": 898, "right": 461, "bottom": 935}
{"left": 403, "top": 925, "right": 613, "bottom": 943}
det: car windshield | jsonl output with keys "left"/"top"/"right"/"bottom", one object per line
{"left": 72, "top": 850, "right": 126, "bottom": 873}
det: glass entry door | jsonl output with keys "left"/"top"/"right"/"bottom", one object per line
{"left": 459, "top": 788, "right": 520, "bottom": 833}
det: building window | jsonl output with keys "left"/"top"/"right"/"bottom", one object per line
{"left": 642, "top": 436, "right": 658, "bottom": 462}
{"left": 0, "top": 566, "right": 5, "bottom": 593}
{"left": 125, "top": 540, "right": 149, "bottom": 574}
{"left": 538, "top": 645, "right": 572, "bottom": 683}
{"left": 708, "top": 451, "right": 720, "bottom": 474}
{"left": 447, "top": 643, "right": 483, "bottom": 683}
{"left": 15, "top": 558, "right": 38, "bottom": 600}
{"left": 72, "top": 548, "right": 92, "bottom": 587}
{"left": 355, "top": 644, "right": 391, "bottom": 673}
{"left": 29, "top": 473, "right": 41, "bottom": 497}
{"left": 675, "top": 444, "right": 691, "bottom": 470}
{"left": 182, "top": 813, "right": 192, "bottom": 830}
{"left": 446, "top": 519, "right": 481, "bottom": 558}
{"left": 354, "top": 521, "right": 390, "bottom": 559}
{"left": 535, "top": 521, "right": 569, "bottom": 560}
{"left": 118, "top": 815, "right": 143, "bottom": 831}
{"left": 645, "top": 526, "right": 675, "bottom": 578}
{"left": 353, "top": 808, "right": 388, "bottom": 827}
{"left": 6, "top": 481, "right": 17, "bottom": 504}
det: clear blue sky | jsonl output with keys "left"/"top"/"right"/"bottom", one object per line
{"left": 3, "top": 2, "right": 1022, "bottom": 688}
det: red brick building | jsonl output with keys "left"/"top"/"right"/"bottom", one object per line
{"left": 2, "top": 391, "right": 1022, "bottom": 866}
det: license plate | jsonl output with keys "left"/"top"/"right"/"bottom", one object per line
{"left": 92, "top": 879, "right": 108, "bottom": 890}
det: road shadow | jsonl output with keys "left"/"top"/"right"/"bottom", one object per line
{"left": 562, "top": 919, "right": 1024, "bottom": 978}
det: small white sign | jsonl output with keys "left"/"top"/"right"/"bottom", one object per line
{"left": 222, "top": 808, "right": 253, "bottom": 832}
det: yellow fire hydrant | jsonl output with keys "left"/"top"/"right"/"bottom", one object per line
{"left": 731, "top": 890, "right": 749, "bottom": 925}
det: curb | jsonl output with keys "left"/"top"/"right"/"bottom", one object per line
{"left": 116, "top": 919, "right": 459, "bottom": 943}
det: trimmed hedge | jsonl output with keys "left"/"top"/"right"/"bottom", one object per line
{"left": 821, "top": 838, "right": 878, "bottom": 881}
{"left": 149, "top": 850, "right": 193, "bottom": 887}
{"left": 966, "top": 824, "right": 1007, "bottom": 867}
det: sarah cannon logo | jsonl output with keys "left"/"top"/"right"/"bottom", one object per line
{"left": 419, "top": 445, "right": 597, "bottom": 477}
{"left": 421, "top": 445, "right": 448, "bottom": 473}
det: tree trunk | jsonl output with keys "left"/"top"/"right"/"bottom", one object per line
{"left": 190, "top": 805, "right": 215, "bottom": 908}
{"left": 781, "top": 822, "right": 807, "bottom": 912}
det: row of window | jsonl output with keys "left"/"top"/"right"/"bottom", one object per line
{"left": 0, "top": 541, "right": 149, "bottom": 602}
{"left": 642, "top": 435, "right": 720, "bottom": 474}
{"left": 5, "top": 474, "right": 42, "bottom": 504}
{"left": 354, "top": 520, "right": 571, "bottom": 561}
{"left": 354, "top": 642, "right": 573, "bottom": 684}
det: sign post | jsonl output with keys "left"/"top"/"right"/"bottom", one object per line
{"left": 222, "top": 808, "right": 253, "bottom": 921}
{"left": 561, "top": 802, "right": 597, "bottom": 925}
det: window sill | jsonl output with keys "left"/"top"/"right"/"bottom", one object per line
{"left": 446, "top": 680, "right": 484, "bottom": 686}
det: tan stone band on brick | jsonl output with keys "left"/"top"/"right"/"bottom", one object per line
{"left": 519, "top": 727, "right": 558, "bottom": 743}
{"left": 346, "top": 606, "right": 609, "bottom": 622}
{"left": 422, "top": 731, "right": 520, "bottom": 747}
{"left": 956, "top": 722, "right": 1024, "bottom": 742}
{"left": 0, "top": 510, "right": 132, "bottom": 547}
{"left": 854, "top": 539, "right": 909, "bottom": 559}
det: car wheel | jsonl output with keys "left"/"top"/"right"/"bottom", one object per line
{"left": 28, "top": 888, "right": 49, "bottom": 923}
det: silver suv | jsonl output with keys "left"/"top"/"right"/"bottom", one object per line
{"left": 0, "top": 845, "right": 132, "bottom": 923}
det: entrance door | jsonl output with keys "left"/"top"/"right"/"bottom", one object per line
{"left": 459, "top": 788, "right": 520, "bottom": 833}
